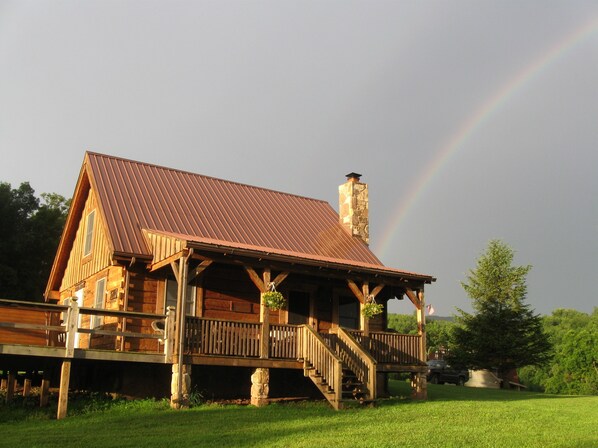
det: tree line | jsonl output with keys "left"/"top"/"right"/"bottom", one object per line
{"left": 388, "top": 240, "right": 597, "bottom": 395}
{"left": 0, "top": 182, "right": 70, "bottom": 301}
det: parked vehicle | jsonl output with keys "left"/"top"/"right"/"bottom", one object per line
{"left": 426, "top": 359, "right": 469, "bottom": 386}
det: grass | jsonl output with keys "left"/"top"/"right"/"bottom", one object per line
{"left": 1, "top": 381, "right": 597, "bottom": 448}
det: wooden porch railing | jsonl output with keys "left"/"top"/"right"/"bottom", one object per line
{"left": 301, "top": 325, "right": 342, "bottom": 406}
{"left": 0, "top": 298, "right": 173, "bottom": 358}
{"left": 331, "top": 327, "right": 377, "bottom": 400}
{"left": 269, "top": 324, "right": 301, "bottom": 359}
{"left": 350, "top": 330, "right": 421, "bottom": 365}
{"left": 185, "top": 316, "right": 261, "bottom": 357}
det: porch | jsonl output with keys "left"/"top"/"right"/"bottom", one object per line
{"left": 1, "top": 298, "right": 426, "bottom": 412}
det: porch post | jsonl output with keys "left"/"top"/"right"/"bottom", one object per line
{"left": 412, "top": 287, "right": 427, "bottom": 400}
{"left": 259, "top": 268, "right": 271, "bottom": 359}
{"left": 360, "top": 282, "right": 370, "bottom": 337}
{"left": 171, "top": 255, "right": 190, "bottom": 409}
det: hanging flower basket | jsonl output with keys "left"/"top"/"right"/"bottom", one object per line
{"left": 262, "top": 291, "right": 286, "bottom": 310}
{"left": 362, "top": 302, "right": 384, "bottom": 319}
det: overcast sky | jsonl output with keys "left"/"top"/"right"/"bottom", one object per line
{"left": 1, "top": 1, "right": 597, "bottom": 316}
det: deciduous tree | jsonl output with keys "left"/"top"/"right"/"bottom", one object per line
{"left": 0, "top": 182, "right": 69, "bottom": 301}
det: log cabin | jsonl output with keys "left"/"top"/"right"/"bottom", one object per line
{"left": 1, "top": 152, "right": 435, "bottom": 415}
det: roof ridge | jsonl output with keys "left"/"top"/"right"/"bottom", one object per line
{"left": 85, "top": 151, "right": 331, "bottom": 205}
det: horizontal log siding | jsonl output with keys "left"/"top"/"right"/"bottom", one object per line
{"left": 60, "top": 189, "right": 112, "bottom": 293}
{"left": 0, "top": 307, "right": 53, "bottom": 345}
{"left": 202, "top": 265, "right": 263, "bottom": 322}
{"left": 123, "top": 271, "right": 160, "bottom": 352}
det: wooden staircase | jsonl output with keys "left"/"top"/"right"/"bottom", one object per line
{"left": 300, "top": 325, "right": 377, "bottom": 410}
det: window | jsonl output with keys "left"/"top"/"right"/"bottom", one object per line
{"left": 165, "top": 279, "right": 196, "bottom": 316}
{"left": 288, "top": 291, "right": 310, "bottom": 325}
{"left": 83, "top": 210, "right": 95, "bottom": 257}
{"left": 338, "top": 295, "right": 360, "bottom": 329}
{"left": 91, "top": 278, "right": 106, "bottom": 328}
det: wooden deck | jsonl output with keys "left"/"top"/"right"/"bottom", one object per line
{"left": 1, "top": 299, "right": 424, "bottom": 369}
{"left": 1, "top": 299, "right": 426, "bottom": 411}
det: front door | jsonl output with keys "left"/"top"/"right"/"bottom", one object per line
{"left": 288, "top": 291, "right": 310, "bottom": 325}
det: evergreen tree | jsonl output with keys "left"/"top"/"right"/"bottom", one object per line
{"left": 449, "top": 240, "right": 551, "bottom": 385}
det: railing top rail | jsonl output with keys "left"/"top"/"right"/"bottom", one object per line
{"left": 185, "top": 315, "right": 262, "bottom": 326}
{"left": 78, "top": 307, "right": 166, "bottom": 320}
{"left": 0, "top": 298, "right": 68, "bottom": 312}
{"left": 347, "top": 328, "right": 420, "bottom": 338}
{"left": 369, "top": 331, "right": 420, "bottom": 337}
{"left": 0, "top": 299, "right": 167, "bottom": 321}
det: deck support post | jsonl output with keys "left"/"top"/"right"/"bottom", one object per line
{"left": 23, "top": 378, "right": 31, "bottom": 397}
{"left": 250, "top": 368, "right": 269, "bottom": 407}
{"left": 0, "top": 378, "right": 6, "bottom": 391}
{"left": 170, "top": 363, "right": 192, "bottom": 408}
{"left": 6, "top": 372, "right": 15, "bottom": 403}
{"left": 40, "top": 377, "right": 51, "bottom": 407}
{"left": 57, "top": 360, "right": 71, "bottom": 419}
{"left": 410, "top": 372, "right": 427, "bottom": 400}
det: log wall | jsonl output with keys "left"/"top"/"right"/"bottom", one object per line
{"left": 0, "top": 308, "right": 48, "bottom": 345}
{"left": 202, "top": 264, "right": 264, "bottom": 323}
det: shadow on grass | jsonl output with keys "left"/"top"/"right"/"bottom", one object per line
{"left": 385, "top": 379, "right": 589, "bottom": 404}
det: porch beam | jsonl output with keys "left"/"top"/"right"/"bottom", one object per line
{"left": 404, "top": 288, "right": 421, "bottom": 309}
{"left": 370, "top": 284, "right": 385, "bottom": 299}
{"left": 347, "top": 280, "right": 365, "bottom": 303}
{"left": 170, "top": 262, "right": 180, "bottom": 284}
{"left": 149, "top": 250, "right": 186, "bottom": 273}
{"left": 244, "top": 266, "right": 265, "bottom": 292}
{"left": 272, "top": 271, "right": 289, "bottom": 288}
{"left": 188, "top": 259, "right": 213, "bottom": 283}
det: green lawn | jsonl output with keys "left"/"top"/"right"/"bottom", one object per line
{"left": 1, "top": 381, "right": 597, "bottom": 448}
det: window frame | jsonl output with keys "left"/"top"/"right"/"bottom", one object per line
{"left": 83, "top": 209, "right": 96, "bottom": 257}
{"left": 91, "top": 277, "right": 106, "bottom": 329}
{"left": 165, "top": 279, "right": 196, "bottom": 317}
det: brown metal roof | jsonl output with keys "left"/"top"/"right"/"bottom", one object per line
{"left": 85, "top": 152, "right": 434, "bottom": 281}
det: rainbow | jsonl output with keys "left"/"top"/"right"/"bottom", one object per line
{"left": 375, "top": 17, "right": 598, "bottom": 259}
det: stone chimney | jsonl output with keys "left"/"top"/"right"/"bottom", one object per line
{"left": 339, "top": 172, "right": 369, "bottom": 245}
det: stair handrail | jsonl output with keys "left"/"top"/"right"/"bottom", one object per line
{"left": 334, "top": 327, "right": 377, "bottom": 401}
{"left": 301, "top": 325, "right": 343, "bottom": 406}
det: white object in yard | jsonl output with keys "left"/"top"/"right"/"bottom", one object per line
{"left": 465, "top": 370, "right": 502, "bottom": 388}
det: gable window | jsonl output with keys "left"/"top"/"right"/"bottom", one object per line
{"left": 91, "top": 277, "right": 106, "bottom": 328}
{"left": 83, "top": 210, "right": 96, "bottom": 257}
{"left": 165, "top": 279, "right": 196, "bottom": 316}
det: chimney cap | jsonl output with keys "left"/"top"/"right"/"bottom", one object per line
{"left": 345, "top": 172, "right": 362, "bottom": 182}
